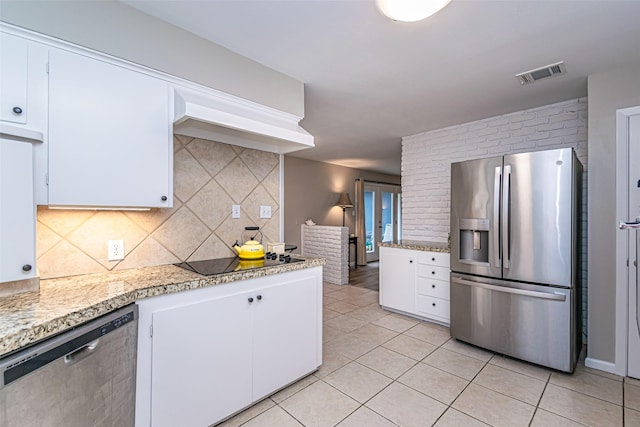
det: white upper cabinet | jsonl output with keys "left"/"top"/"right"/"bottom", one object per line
{"left": 0, "top": 136, "right": 37, "bottom": 286}
{"left": 48, "top": 48, "right": 173, "bottom": 208}
{"left": 0, "top": 34, "right": 28, "bottom": 125}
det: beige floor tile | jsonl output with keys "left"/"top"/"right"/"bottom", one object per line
{"left": 404, "top": 323, "right": 451, "bottom": 346}
{"left": 344, "top": 292, "right": 380, "bottom": 307}
{"left": 315, "top": 351, "right": 351, "bottom": 378}
{"left": 279, "top": 380, "right": 359, "bottom": 427}
{"left": 581, "top": 364, "right": 623, "bottom": 382}
{"left": 433, "top": 408, "right": 490, "bottom": 426}
{"left": 382, "top": 334, "right": 437, "bottom": 361}
{"left": 325, "top": 289, "right": 350, "bottom": 300}
{"left": 529, "top": 409, "right": 585, "bottom": 427}
{"left": 488, "top": 354, "right": 551, "bottom": 382}
{"left": 324, "top": 334, "right": 378, "bottom": 360}
{"left": 357, "top": 346, "right": 417, "bottom": 379}
{"left": 323, "top": 295, "right": 342, "bottom": 306}
{"left": 323, "top": 308, "right": 341, "bottom": 321}
{"left": 373, "top": 314, "right": 419, "bottom": 333}
{"left": 423, "top": 348, "right": 486, "bottom": 381}
{"left": 626, "top": 407, "right": 640, "bottom": 426}
{"left": 366, "top": 382, "right": 447, "bottom": 427}
{"left": 474, "top": 364, "right": 546, "bottom": 406}
{"left": 241, "top": 405, "right": 302, "bottom": 427}
{"left": 217, "top": 398, "right": 275, "bottom": 427}
{"left": 627, "top": 377, "right": 640, "bottom": 387}
{"left": 348, "top": 324, "right": 398, "bottom": 346}
{"left": 326, "top": 300, "right": 361, "bottom": 314}
{"left": 270, "top": 374, "right": 318, "bottom": 403}
{"left": 336, "top": 406, "right": 397, "bottom": 427}
{"left": 323, "top": 324, "right": 345, "bottom": 343}
{"left": 343, "top": 286, "right": 373, "bottom": 296}
{"left": 626, "top": 382, "right": 640, "bottom": 411}
{"left": 323, "top": 283, "right": 344, "bottom": 294}
{"left": 324, "top": 362, "right": 393, "bottom": 403}
{"left": 398, "top": 363, "right": 468, "bottom": 405}
{"left": 550, "top": 368, "right": 623, "bottom": 405}
{"left": 324, "top": 314, "right": 368, "bottom": 333}
{"left": 452, "top": 383, "right": 535, "bottom": 427}
{"left": 539, "top": 383, "right": 623, "bottom": 426}
{"left": 346, "top": 305, "right": 390, "bottom": 322}
{"left": 442, "top": 339, "right": 494, "bottom": 362}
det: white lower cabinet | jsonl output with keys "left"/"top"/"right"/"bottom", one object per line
{"left": 135, "top": 267, "right": 322, "bottom": 427}
{"left": 379, "top": 246, "right": 451, "bottom": 325}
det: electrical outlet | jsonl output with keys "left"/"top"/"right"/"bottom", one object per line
{"left": 260, "top": 205, "right": 272, "bottom": 218}
{"left": 108, "top": 239, "right": 124, "bottom": 261}
{"left": 232, "top": 204, "right": 241, "bottom": 219}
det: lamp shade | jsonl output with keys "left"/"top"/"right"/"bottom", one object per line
{"left": 336, "top": 193, "right": 353, "bottom": 208}
{"left": 376, "top": 0, "right": 452, "bottom": 22}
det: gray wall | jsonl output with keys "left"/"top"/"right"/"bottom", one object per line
{"left": 0, "top": 0, "right": 304, "bottom": 117}
{"left": 283, "top": 156, "right": 400, "bottom": 250}
{"left": 587, "top": 63, "right": 640, "bottom": 365}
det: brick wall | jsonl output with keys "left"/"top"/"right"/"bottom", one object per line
{"left": 301, "top": 225, "right": 348, "bottom": 285}
{"left": 401, "top": 97, "right": 588, "bottom": 340}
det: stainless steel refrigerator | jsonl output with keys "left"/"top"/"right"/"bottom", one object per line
{"left": 450, "top": 147, "right": 582, "bottom": 372}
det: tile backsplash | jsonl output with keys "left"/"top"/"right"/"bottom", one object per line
{"left": 36, "top": 135, "right": 280, "bottom": 279}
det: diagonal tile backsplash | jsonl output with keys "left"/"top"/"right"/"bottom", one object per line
{"left": 36, "top": 135, "right": 281, "bottom": 279}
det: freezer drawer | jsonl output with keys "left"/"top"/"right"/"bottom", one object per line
{"left": 450, "top": 274, "right": 578, "bottom": 372}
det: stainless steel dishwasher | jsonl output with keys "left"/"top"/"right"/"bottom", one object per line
{"left": 0, "top": 304, "right": 138, "bottom": 427}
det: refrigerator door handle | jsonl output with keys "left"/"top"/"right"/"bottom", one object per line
{"left": 502, "top": 165, "right": 511, "bottom": 269}
{"left": 493, "top": 166, "right": 502, "bottom": 268}
{"left": 451, "top": 276, "right": 567, "bottom": 301}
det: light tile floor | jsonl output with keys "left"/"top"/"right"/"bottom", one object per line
{"left": 219, "top": 283, "right": 640, "bottom": 427}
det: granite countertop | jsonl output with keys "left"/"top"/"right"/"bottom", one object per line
{"left": 0, "top": 258, "right": 324, "bottom": 358}
{"left": 379, "top": 240, "right": 451, "bottom": 253}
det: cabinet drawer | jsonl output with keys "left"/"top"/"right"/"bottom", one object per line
{"left": 416, "top": 265, "right": 449, "bottom": 281}
{"left": 416, "top": 277, "right": 450, "bottom": 300}
{"left": 416, "top": 295, "right": 450, "bottom": 321}
{"left": 417, "top": 251, "right": 450, "bottom": 268}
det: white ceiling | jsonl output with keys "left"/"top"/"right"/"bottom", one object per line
{"left": 123, "top": 0, "right": 640, "bottom": 175}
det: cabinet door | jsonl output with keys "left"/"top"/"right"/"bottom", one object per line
{"left": 379, "top": 247, "right": 416, "bottom": 314}
{"left": 0, "top": 33, "right": 28, "bottom": 124}
{"left": 252, "top": 276, "right": 318, "bottom": 400}
{"left": 0, "top": 137, "right": 36, "bottom": 283}
{"left": 150, "top": 293, "right": 253, "bottom": 427}
{"left": 48, "top": 49, "right": 172, "bottom": 208}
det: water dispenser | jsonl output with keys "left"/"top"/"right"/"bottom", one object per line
{"left": 458, "top": 218, "right": 490, "bottom": 264}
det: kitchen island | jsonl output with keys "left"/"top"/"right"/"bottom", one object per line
{"left": 378, "top": 241, "right": 451, "bottom": 325}
{"left": 1, "top": 257, "right": 324, "bottom": 427}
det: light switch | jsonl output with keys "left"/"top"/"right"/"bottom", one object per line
{"left": 232, "top": 205, "right": 241, "bottom": 219}
{"left": 260, "top": 205, "right": 272, "bottom": 218}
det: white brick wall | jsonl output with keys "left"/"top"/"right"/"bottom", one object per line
{"left": 402, "top": 97, "right": 587, "bottom": 242}
{"left": 301, "top": 225, "right": 349, "bottom": 285}
{"left": 401, "top": 97, "right": 588, "bottom": 340}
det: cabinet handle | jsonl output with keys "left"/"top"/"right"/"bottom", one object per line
{"left": 432, "top": 284, "right": 435, "bottom": 288}
{"left": 248, "top": 297, "right": 254, "bottom": 303}
{"left": 409, "top": 260, "right": 413, "bottom": 264}
{"left": 257, "top": 295, "right": 262, "bottom": 301}
{"left": 432, "top": 257, "right": 435, "bottom": 261}
{"left": 161, "top": 195, "right": 167, "bottom": 202}
{"left": 22, "top": 264, "right": 32, "bottom": 272}
{"left": 431, "top": 271, "right": 436, "bottom": 275}
{"left": 432, "top": 302, "right": 436, "bottom": 307}
{"left": 12, "top": 106, "right": 23, "bottom": 114}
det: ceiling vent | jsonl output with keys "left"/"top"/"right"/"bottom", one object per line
{"left": 515, "top": 61, "right": 567, "bottom": 85}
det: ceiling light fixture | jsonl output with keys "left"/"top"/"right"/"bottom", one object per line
{"left": 376, "top": 0, "right": 452, "bottom": 22}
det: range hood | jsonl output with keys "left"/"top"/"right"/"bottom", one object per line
{"left": 173, "top": 87, "right": 314, "bottom": 154}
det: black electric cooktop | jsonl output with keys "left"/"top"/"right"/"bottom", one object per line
{"left": 175, "top": 255, "right": 304, "bottom": 276}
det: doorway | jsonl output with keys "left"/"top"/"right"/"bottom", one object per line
{"left": 615, "top": 105, "right": 640, "bottom": 379}
{"left": 364, "top": 182, "right": 401, "bottom": 262}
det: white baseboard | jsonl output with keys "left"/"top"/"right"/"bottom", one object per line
{"left": 585, "top": 357, "right": 621, "bottom": 375}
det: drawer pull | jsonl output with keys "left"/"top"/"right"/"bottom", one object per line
{"left": 432, "top": 257, "right": 435, "bottom": 261}
{"left": 432, "top": 271, "right": 436, "bottom": 275}
{"left": 432, "top": 302, "right": 436, "bottom": 307}
{"left": 432, "top": 284, "right": 435, "bottom": 288}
